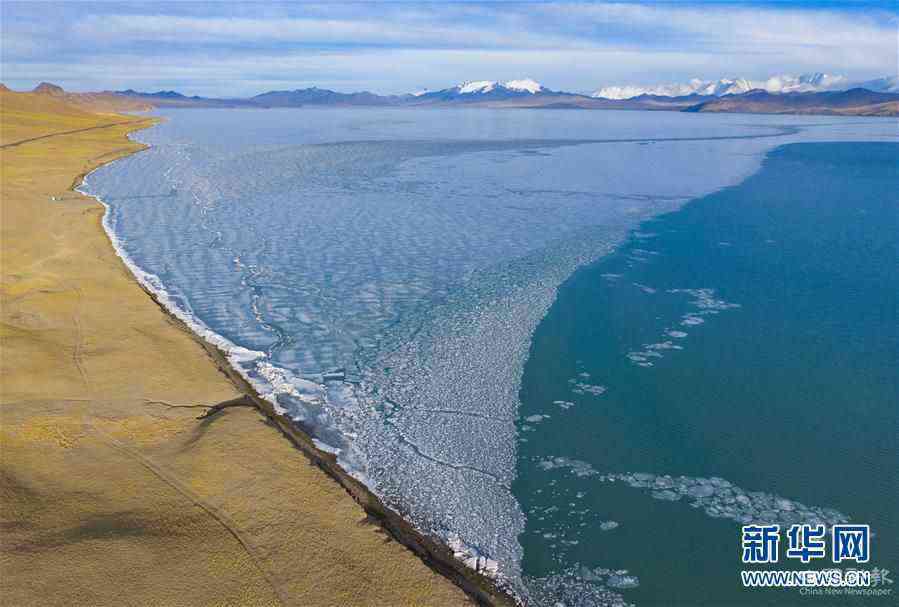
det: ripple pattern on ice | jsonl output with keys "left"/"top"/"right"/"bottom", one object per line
{"left": 80, "top": 109, "right": 891, "bottom": 602}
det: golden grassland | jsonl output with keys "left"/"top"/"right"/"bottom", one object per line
{"left": 0, "top": 88, "right": 470, "bottom": 606}
{"left": 0, "top": 88, "right": 114, "bottom": 146}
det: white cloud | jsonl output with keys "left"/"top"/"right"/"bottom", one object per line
{"left": 552, "top": 3, "right": 894, "bottom": 46}
{"left": 1, "top": 2, "right": 895, "bottom": 95}
{"left": 69, "top": 14, "right": 582, "bottom": 50}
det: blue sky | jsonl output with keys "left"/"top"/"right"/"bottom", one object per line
{"left": 1, "top": 1, "right": 896, "bottom": 96}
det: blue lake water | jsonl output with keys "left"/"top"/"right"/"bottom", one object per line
{"left": 81, "top": 108, "right": 896, "bottom": 604}
{"left": 516, "top": 142, "right": 898, "bottom": 605}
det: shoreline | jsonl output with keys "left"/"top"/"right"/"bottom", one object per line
{"left": 1, "top": 94, "right": 475, "bottom": 606}
{"left": 78, "top": 111, "right": 832, "bottom": 603}
{"left": 76, "top": 118, "right": 517, "bottom": 606}
{"left": 145, "top": 284, "right": 519, "bottom": 607}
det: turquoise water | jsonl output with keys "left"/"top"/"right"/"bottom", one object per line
{"left": 516, "top": 143, "right": 898, "bottom": 605}
{"left": 82, "top": 107, "right": 895, "bottom": 604}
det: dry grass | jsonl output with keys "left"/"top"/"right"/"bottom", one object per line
{"left": 0, "top": 89, "right": 107, "bottom": 145}
{"left": 0, "top": 91, "right": 469, "bottom": 606}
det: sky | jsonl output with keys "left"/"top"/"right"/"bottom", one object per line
{"left": 1, "top": 1, "right": 896, "bottom": 96}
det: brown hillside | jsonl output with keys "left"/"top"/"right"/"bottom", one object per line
{"left": 33, "top": 82, "right": 66, "bottom": 96}
{"left": 1, "top": 84, "right": 153, "bottom": 146}
{"left": 0, "top": 87, "right": 104, "bottom": 146}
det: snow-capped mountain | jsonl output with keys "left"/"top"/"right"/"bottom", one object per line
{"left": 453, "top": 79, "right": 546, "bottom": 95}
{"left": 760, "top": 73, "right": 847, "bottom": 93}
{"left": 114, "top": 73, "right": 897, "bottom": 115}
{"left": 592, "top": 73, "right": 849, "bottom": 99}
{"left": 503, "top": 79, "right": 546, "bottom": 94}
{"left": 414, "top": 78, "right": 549, "bottom": 101}
{"left": 697, "top": 78, "right": 755, "bottom": 96}
{"left": 457, "top": 80, "right": 500, "bottom": 94}
{"left": 592, "top": 78, "right": 752, "bottom": 99}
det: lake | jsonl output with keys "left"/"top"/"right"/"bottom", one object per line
{"left": 81, "top": 108, "right": 896, "bottom": 604}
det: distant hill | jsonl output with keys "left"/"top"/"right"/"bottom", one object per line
{"left": 0, "top": 84, "right": 140, "bottom": 145}
{"left": 113, "top": 89, "right": 248, "bottom": 108}
{"left": 23, "top": 82, "right": 153, "bottom": 113}
{"left": 12, "top": 78, "right": 897, "bottom": 116}
{"left": 685, "top": 88, "right": 899, "bottom": 116}
{"left": 856, "top": 76, "right": 899, "bottom": 94}
{"left": 33, "top": 82, "right": 66, "bottom": 96}
{"left": 251, "top": 87, "right": 399, "bottom": 107}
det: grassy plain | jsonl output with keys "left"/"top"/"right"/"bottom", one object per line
{"left": 0, "top": 88, "right": 470, "bottom": 606}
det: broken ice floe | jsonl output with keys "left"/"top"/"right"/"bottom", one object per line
{"left": 600, "top": 473, "right": 850, "bottom": 528}
{"left": 633, "top": 282, "right": 657, "bottom": 294}
{"left": 599, "top": 520, "right": 620, "bottom": 531}
{"left": 535, "top": 460, "right": 850, "bottom": 528}
{"left": 524, "top": 566, "right": 637, "bottom": 607}
{"left": 670, "top": 287, "right": 741, "bottom": 312}
{"left": 671, "top": 288, "right": 740, "bottom": 330}
{"left": 537, "top": 457, "right": 600, "bottom": 478}
{"left": 568, "top": 377, "right": 607, "bottom": 396}
{"left": 625, "top": 340, "right": 683, "bottom": 367}
{"left": 448, "top": 534, "right": 500, "bottom": 578}
{"left": 628, "top": 248, "right": 660, "bottom": 263}
{"left": 553, "top": 400, "right": 575, "bottom": 410}
{"left": 627, "top": 287, "right": 739, "bottom": 367}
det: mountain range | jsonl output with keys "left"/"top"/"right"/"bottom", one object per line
{"left": 592, "top": 73, "right": 898, "bottom": 100}
{"left": 12, "top": 73, "right": 899, "bottom": 116}
{"left": 685, "top": 88, "right": 899, "bottom": 117}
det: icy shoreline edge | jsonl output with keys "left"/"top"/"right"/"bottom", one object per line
{"left": 75, "top": 120, "right": 519, "bottom": 607}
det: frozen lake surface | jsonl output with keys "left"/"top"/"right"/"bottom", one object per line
{"left": 82, "top": 108, "right": 895, "bottom": 603}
